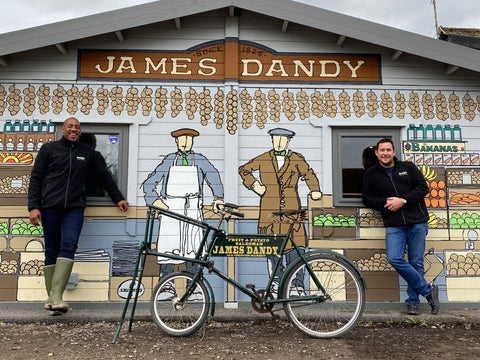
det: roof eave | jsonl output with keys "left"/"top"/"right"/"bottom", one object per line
{"left": 235, "top": 0, "right": 480, "bottom": 73}
{"left": 0, "top": 0, "right": 478, "bottom": 74}
{"left": 0, "top": 0, "right": 232, "bottom": 57}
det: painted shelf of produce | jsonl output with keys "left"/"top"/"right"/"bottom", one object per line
{"left": 419, "top": 165, "right": 447, "bottom": 209}
{"left": 345, "top": 249, "right": 399, "bottom": 301}
{"left": 446, "top": 167, "right": 480, "bottom": 187}
{"left": 358, "top": 208, "right": 384, "bottom": 240}
{"left": 426, "top": 210, "right": 449, "bottom": 241}
{"left": 0, "top": 218, "right": 44, "bottom": 252}
{"left": 445, "top": 250, "right": 480, "bottom": 301}
{"left": 449, "top": 210, "right": 480, "bottom": 241}
{"left": 311, "top": 208, "right": 356, "bottom": 239}
{"left": 448, "top": 188, "right": 480, "bottom": 206}
{"left": 358, "top": 208, "right": 383, "bottom": 227}
{"left": 0, "top": 251, "right": 19, "bottom": 300}
{"left": 0, "top": 165, "right": 32, "bottom": 206}
{"left": 10, "top": 218, "right": 43, "bottom": 236}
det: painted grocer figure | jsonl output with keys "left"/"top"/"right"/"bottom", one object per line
{"left": 238, "top": 128, "right": 322, "bottom": 287}
{"left": 142, "top": 128, "right": 224, "bottom": 276}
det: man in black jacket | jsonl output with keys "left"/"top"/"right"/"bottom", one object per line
{"left": 362, "top": 138, "right": 439, "bottom": 315}
{"left": 28, "top": 117, "right": 128, "bottom": 314}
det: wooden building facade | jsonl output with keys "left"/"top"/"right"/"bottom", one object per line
{"left": 0, "top": 0, "right": 480, "bottom": 306}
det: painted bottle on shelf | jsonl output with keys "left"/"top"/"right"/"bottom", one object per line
{"left": 16, "top": 138, "right": 24, "bottom": 151}
{"left": 443, "top": 124, "right": 453, "bottom": 141}
{"left": 3, "top": 120, "right": 13, "bottom": 132}
{"left": 31, "top": 119, "right": 40, "bottom": 132}
{"left": 22, "top": 120, "right": 30, "bottom": 132}
{"left": 6, "top": 138, "right": 14, "bottom": 151}
{"left": 452, "top": 125, "right": 462, "bottom": 141}
{"left": 407, "top": 124, "right": 416, "bottom": 141}
{"left": 47, "top": 119, "right": 56, "bottom": 133}
{"left": 415, "top": 124, "right": 425, "bottom": 141}
{"left": 40, "top": 120, "right": 48, "bottom": 132}
{"left": 13, "top": 119, "right": 22, "bottom": 132}
{"left": 434, "top": 124, "right": 443, "bottom": 141}
{"left": 424, "top": 124, "right": 434, "bottom": 141}
{"left": 27, "top": 138, "right": 35, "bottom": 151}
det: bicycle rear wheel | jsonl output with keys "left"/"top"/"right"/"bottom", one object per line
{"left": 150, "top": 271, "right": 210, "bottom": 337}
{"left": 282, "top": 253, "right": 365, "bottom": 338}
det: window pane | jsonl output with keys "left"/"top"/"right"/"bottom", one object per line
{"left": 95, "top": 134, "right": 119, "bottom": 184}
{"left": 79, "top": 132, "right": 117, "bottom": 198}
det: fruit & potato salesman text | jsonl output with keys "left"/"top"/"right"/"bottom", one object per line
{"left": 211, "top": 237, "right": 282, "bottom": 257}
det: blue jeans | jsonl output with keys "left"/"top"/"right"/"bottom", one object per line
{"left": 385, "top": 222, "right": 433, "bottom": 305}
{"left": 42, "top": 208, "right": 85, "bottom": 266}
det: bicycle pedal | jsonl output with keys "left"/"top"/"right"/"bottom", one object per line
{"left": 246, "top": 283, "right": 256, "bottom": 290}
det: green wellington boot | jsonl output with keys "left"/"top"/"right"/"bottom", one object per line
{"left": 43, "top": 264, "right": 55, "bottom": 310}
{"left": 49, "top": 257, "right": 74, "bottom": 314}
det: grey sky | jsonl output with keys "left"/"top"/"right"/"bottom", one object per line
{"left": 0, "top": 0, "right": 478, "bottom": 36}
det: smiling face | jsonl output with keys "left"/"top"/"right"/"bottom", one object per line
{"left": 61, "top": 118, "right": 81, "bottom": 142}
{"left": 375, "top": 141, "right": 396, "bottom": 168}
{"left": 272, "top": 135, "right": 290, "bottom": 152}
{"left": 175, "top": 135, "right": 194, "bottom": 153}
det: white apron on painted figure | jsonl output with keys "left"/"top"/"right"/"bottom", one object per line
{"left": 157, "top": 155, "right": 203, "bottom": 264}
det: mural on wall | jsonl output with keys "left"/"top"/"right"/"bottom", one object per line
{"left": 0, "top": 124, "right": 114, "bottom": 302}
{"left": 141, "top": 128, "right": 224, "bottom": 278}
{"left": 2, "top": 84, "right": 480, "bottom": 134}
{"left": 1, "top": 84, "right": 480, "bottom": 304}
{"left": 238, "top": 127, "right": 322, "bottom": 286}
{"left": 352, "top": 124, "right": 480, "bottom": 302}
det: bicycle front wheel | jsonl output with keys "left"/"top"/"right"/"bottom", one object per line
{"left": 282, "top": 253, "right": 365, "bottom": 338}
{"left": 150, "top": 271, "right": 210, "bottom": 337}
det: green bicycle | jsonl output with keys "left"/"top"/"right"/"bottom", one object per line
{"left": 113, "top": 203, "right": 366, "bottom": 342}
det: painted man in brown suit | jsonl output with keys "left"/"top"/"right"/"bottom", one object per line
{"left": 239, "top": 128, "right": 322, "bottom": 290}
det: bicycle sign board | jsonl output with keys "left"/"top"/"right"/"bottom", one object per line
{"left": 211, "top": 234, "right": 288, "bottom": 257}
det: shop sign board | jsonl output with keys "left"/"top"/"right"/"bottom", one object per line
{"left": 78, "top": 40, "right": 381, "bottom": 83}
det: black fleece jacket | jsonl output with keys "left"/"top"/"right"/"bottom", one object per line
{"left": 28, "top": 136, "right": 124, "bottom": 211}
{"left": 362, "top": 158, "right": 429, "bottom": 227}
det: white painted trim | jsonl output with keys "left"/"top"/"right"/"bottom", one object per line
{"left": 223, "top": 302, "right": 238, "bottom": 309}
{"left": 127, "top": 122, "right": 139, "bottom": 206}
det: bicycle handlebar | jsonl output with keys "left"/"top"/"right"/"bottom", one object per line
{"left": 268, "top": 208, "right": 307, "bottom": 223}
{"left": 216, "top": 202, "right": 245, "bottom": 218}
{"left": 271, "top": 209, "right": 307, "bottom": 217}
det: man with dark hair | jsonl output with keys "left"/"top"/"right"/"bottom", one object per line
{"left": 28, "top": 117, "right": 128, "bottom": 315}
{"left": 362, "top": 138, "right": 439, "bottom": 315}
{"left": 362, "top": 146, "right": 378, "bottom": 170}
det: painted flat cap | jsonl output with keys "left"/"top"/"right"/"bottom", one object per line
{"left": 170, "top": 128, "right": 200, "bottom": 137}
{"left": 267, "top": 128, "right": 296, "bottom": 138}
